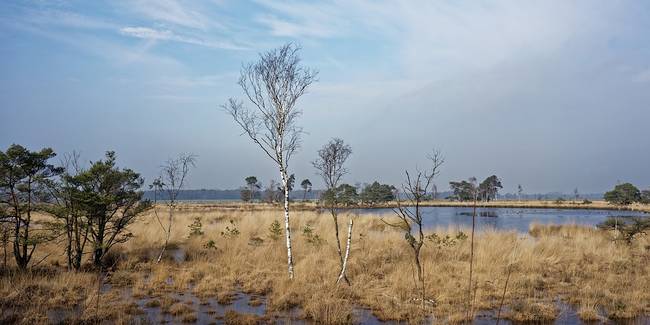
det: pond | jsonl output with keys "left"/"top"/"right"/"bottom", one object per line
{"left": 352, "top": 207, "right": 648, "bottom": 232}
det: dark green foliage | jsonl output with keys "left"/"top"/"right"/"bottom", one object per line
{"left": 478, "top": 175, "right": 502, "bottom": 201}
{"left": 204, "top": 239, "right": 217, "bottom": 249}
{"left": 300, "top": 179, "right": 312, "bottom": 200}
{"left": 241, "top": 176, "right": 261, "bottom": 202}
{"left": 597, "top": 217, "right": 650, "bottom": 244}
{"left": 220, "top": 219, "right": 240, "bottom": 238}
{"left": 640, "top": 190, "right": 650, "bottom": 204}
{"left": 302, "top": 224, "right": 324, "bottom": 247}
{"left": 0, "top": 144, "right": 62, "bottom": 269}
{"left": 449, "top": 180, "right": 476, "bottom": 201}
{"left": 426, "top": 231, "right": 467, "bottom": 248}
{"left": 360, "top": 181, "right": 395, "bottom": 204}
{"left": 188, "top": 217, "right": 203, "bottom": 237}
{"left": 71, "top": 151, "right": 151, "bottom": 267}
{"left": 604, "top": 183, "right": 642, "bottom": 205}
{"left": 582, "top": 199, "right": 592, "bottom": 204}
{"left": 321, "top": 183, "right": 359, "bottom": 207}
{"left": 268, "top": 220, "right": 282, "bottom": 240}
{"left": 555, "top": 197, "right": 565, "bottom": 204}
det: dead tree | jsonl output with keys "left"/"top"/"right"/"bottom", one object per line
{"left": 223, "top": 43, "right": 317, "bottom": 279}
{"left": 151, "top": 153, "right": 196, "bottom": 263}
{"left": 383, "top": 149, "right": 444, "bottom": 307}
{"left": 312, "top": 138, "right": 353, "bottom": 284}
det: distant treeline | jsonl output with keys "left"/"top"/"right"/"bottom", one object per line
{"left": 143, "top": 189, "right": 325, "bottom": 201}
{"left": 143, "top": 188, "right": 604, "bottom": 201}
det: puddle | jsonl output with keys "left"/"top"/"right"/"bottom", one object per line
{"left": 169, "top": 248, "right": 186, "bottom": 264}
{"left": 471, "top": 301, "right": 650, "bottom": 325}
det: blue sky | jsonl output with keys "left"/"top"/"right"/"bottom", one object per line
{"left": 1, "top": 0, "right": 650, "bottom": 193}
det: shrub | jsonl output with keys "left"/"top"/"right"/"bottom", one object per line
{"left": 268, "top": 220, "right": 282, "bottom": 241}
{"left": 188, "top": 217, "right": 204, "bottom": 237}
{"left": 597, "top": 217, "right": 650, "bottom": 244}
{"left": 204, "top": 240, "right": 217, "bottom": 250}
{"left": 426, "top": 231, "right": 467, "bottom": 248}
{"left": 582, "top": 199, "right": 592, "bottom": 205}
{"left": 220, "top": 220, "right": 240, "bottom": 239}
{"left": 604, "top": 183, "right": 641, "bottom": 205}
{"left": 302, "top": 224, "right": 324, "bottom": 247}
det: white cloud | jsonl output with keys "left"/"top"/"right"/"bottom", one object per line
{"left": 127, "top": 0, "right": 215, "bottom": 30}
{"left": 119, "top": 26, "right": 247, "bottom": 50}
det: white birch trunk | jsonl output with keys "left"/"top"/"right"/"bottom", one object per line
{"left": 336, "top": 218, "right": 353, "bottom": 284}
{"left": 281, "top": 170, "right": 294, "bottom": 279}
{"left": 156, "top": 206, "right": 173, "bottom": 264}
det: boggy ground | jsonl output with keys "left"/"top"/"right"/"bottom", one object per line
{"left": 1, "top": 206, "right": 649, "bottom": 324}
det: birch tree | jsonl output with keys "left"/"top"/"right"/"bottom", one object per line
{"left": 223, "top": 43, "right": 317, "bottom": 279}
{"left": 383, "top": 149, "right": 444, "bottom": 307}
{"left": 151, "top": 153, "right": 196, "bottom": 263}
{"left": 312, "top": 138, "right": 353, "bottom": 284}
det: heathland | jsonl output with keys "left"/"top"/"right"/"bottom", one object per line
{"left": 1, "top": 203, "right": 649, "bottom": 324}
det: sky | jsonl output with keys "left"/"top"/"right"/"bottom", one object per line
{"left": 1, "top": 0, "right": 650, "bottom": 194}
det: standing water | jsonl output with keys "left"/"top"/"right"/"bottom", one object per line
{"left": 353, "top": 207, "right": 648, "bottom": 232}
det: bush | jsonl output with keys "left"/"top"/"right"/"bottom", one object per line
{"left": 426, "top": 231, "right": 467, "bottom": 248}
{"left": 604, "top": 183, "right": 641, "bottom": 205}
{"left": 220, "top": 220, "right": 240, "bottom": 239}
{"left": 188, "top": 217, "right": 204, "bottom": 237}
{"left": 268, "top": 220, "right": 282, "bottom": 241}
{"left": 204, "top": 239, "right": 217, "bottom": 250}
{"left": 302, "top": 224, "right": 324, "bottom": 247}
{"left": 597, "top": 217, "right": 650, "bottom": 244}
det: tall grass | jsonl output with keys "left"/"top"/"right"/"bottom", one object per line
{"left": 1, "top": 207, "right": 648, "bottom": 324}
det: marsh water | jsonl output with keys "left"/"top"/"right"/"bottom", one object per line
{"left": 352, "top": 207, "right": 648, "bottom": 233}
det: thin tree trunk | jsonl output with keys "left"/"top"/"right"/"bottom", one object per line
{"left": 156, "top": 206, "right": 173, "bottom": 263}
{"left": 466, "top": 197, "right": 477, "bottom": 320}
{"left": 2, "top": 228, "right": 6, "bottom": 270}
{"left": 336, "top": 218, "right": 353, "bottom": 285}
{"left": 331, "top": 208, "right": 344, "bottom": 265}
{"left": 496, "top": 266, "right": 512, "bottom": 325}
{"left": 281, "top": 170, "right": 294, "bottom": 279}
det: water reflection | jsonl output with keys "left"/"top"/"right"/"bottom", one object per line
{"left": 354, "top": 207, "right": 648, "bottom": 232}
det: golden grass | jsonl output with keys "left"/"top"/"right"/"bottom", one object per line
{"left": 172, "top": 199, "right": 650, "bottom": 214}
{"left": 1, "top": 206, "right": 649, "bottom": 324}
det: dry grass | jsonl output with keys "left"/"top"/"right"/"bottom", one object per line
{"left": 1, "top": 206, "right": 649, "bottom": 324}
{"left": 171, "top": 199, "right": 650, "bottom": 213}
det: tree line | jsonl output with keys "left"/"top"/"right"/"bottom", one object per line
{"left": 0, "top": 147, "right": 151, "bottom": 270}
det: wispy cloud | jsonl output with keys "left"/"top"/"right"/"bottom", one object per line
{"left": 120, "top": 26, "right": 247, "bottom": 50}
{"left": 127, "top": 0, "right": 216, "bottom": 30}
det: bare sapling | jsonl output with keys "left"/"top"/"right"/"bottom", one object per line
{"left": 223, "top": 43, "right": 317, "bottom": 279}
{"left": 496, "top": 244, "right": 520, "bottom": 325}
{"left": 383, "top": 149, "right": 444, "bottom": 310}
{"left": 312, "top": 138, "right": 353, "bottom": 284}
{"left": 466, "top": 176, "right": 479, "bottom": 320}
{"left": 151, "top": 153, "right": 196, "bottom": 263}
